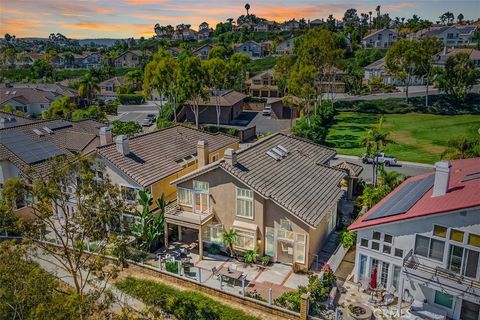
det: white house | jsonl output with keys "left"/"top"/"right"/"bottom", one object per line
{"left": 408, "top": 26, "right": 462, "bottom": 47}
{"left": 362, "top": 29, "right": 398, "bottom": 49}
{"left": 276, "top": 38, "right": 295, "bottom": 55}
{"left": 349, "top": 158, "right": 480, "bottom": 320}
{"left": 364, "top": 57, "right": 425, "bottom": 86}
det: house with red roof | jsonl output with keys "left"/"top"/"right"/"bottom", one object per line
{"left": 349, "top": 158, "right": 480, "bottom": 320}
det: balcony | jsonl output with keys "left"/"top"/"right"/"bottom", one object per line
{"left": 164, "top": 200, "right": 214, "bottom": 227}
{"left": 403, "top": 250, "right": 480, "bottom": 298}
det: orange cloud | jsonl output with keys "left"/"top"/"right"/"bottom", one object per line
{"left": 61, "top": 13, "right": 88, "bottom": 17}
{"left": 123, "top": 0, "right": 169, "bottom": 4}
{"left": 60, "top": 22, "right": 151, "bottom": 32}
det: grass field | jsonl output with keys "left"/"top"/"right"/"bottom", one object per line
{"left": 325, "top": 112, "right": 480, "bottom": 164}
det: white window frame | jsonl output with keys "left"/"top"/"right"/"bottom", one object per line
{"left": 120, "top": 185, "right": 138, "bottom": 202}
{"left": 236, "top": 187, "right": 254, "bottom": 219}
{"left": 233, "top": 229, "right": 255, "bottom": 250}
{"left": 177, "top": 187, "right": 193, "bottom": 207}
{"left": 294, "top": 233, "right": 306, "bottom": 264}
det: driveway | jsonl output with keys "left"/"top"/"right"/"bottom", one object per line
{"left": 332, "top": 155, "right": 434, "bottom": 184}
{"left": 238, "top": 111, "right": 294, "bottom": 135}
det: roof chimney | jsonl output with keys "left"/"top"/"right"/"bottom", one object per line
{"left": 432, "top": 160, "right": 451, "bottom": 197}
{"left": 224, "top": 148, "right": 237, "bottom": 166}
{"left": 115, "top": 135, "right": 129, "bottom": 156}
{"left": 197, "top": 140, "right": 209, "bottom": 167}
{"left": 99, "top": 127, "right": 113, "bottom": 146}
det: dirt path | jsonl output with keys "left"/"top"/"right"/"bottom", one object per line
{"left": 116, "top": 266, "right": 295, "bottom": 320}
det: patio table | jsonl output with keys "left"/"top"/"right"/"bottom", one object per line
{"left": 217, "top": 267, "right": 244, "bottom": 285}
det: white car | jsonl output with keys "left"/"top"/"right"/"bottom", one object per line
{"left": 262, "top": 105, "right": 272, "bottom": 116}
{"left": 141, "top": 118, "right": 153, "bottom": 127}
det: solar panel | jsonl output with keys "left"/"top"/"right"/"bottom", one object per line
{"left": 0, "top": 131, "right": 64, "bottom": 164}
{"left": 364, "top": 174, "right": 435, "bottom": 221}
{"left": 46, "top": 120, "right": 72, "bottom": 130}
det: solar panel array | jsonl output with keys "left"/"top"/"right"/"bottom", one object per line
{"left": 46, "top": 120, "right": 72, "bottom": 130}
{"left": 0, "top": 131, "right": 64, "bottom": 164}
{"left": 364, "top": 174, "right": 435, "bottom": 221}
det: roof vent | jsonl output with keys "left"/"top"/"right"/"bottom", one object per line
{"left": 43, "top": 127, "right": 54, "bottom": 134}
{"left": 267, "top": 145, "right": 289, "bottom": 160}
{"left": 33, "top": 129, "right": 45, "bottom": 136}
{"left": 266, "top": 150, "right": 281, "bottom": 161}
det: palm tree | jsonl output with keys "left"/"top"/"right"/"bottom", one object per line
{"left": 245, "top": 3, "right": 250, "bottom": 16}
{"left": 368, "top": 11, "right": 372, "bottom": 31}
{"left": 222, "top": 229, "right": 239, "bottom": 257}
{"left": 362, "top": 117, "right": 392, "bottom": 186}
{"left": 125, "top": 69, "right": 143, "bottom": 90}
{"left": 442, "top": 136, "right": 480, "bottom": 160}
{"left": 378, "top": 167, "right": 404, "bottom": 191}
{"left": 78, "top": 72, "right": 100, "bottom": 105}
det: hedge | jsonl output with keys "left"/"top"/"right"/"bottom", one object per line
{"left": 334, "top": 93, "right": 480, "bottom": 115}
{"left": 202, "top": 125, "right": 239, "bottom": 137}
{"left": 115, "top": 276, "right": 259, "bottom": 320}
{"left": 117, "top": 94, "right": 145, "bottom": 105}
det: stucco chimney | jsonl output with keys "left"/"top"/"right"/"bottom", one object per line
{"left": 432, "top": 160, "right": 451, "bottom": 197}
{"left": 99, "top": 127, "right": 113, "bottom": 145}
{"left": 224, "top": 148, "right": 237, "bottom": 166}
{"left": 115, "top": 135, "right": 129, "bottom": 156}
{"left": 197, "top": 140, "right": 209, "bottom": 167}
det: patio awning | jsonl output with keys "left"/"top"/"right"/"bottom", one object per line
{"left": 232, "top": 220, "right": 258, "bottom": 232}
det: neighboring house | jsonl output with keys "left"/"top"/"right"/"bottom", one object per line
{"left": 0, "top": 83, "right": 79, "bottom": 116}
{"left": 434, "top": 47, "right": 480, "bottom": 68}
{"left": 408, "top": 26, "right": 461, "bottom": 47}
{"left": 12, "top": 52, "right": 44, "bottom": 67}
{"left": 458, "top": 24, "right": 478, "bottom": 45}
{"left": 169, "top": 133, "right": 349, "bottom": 266}
{"left": 264, "top": 97, "right": 299, "bottom": 119}
{"left": 114, "top": 50, "right": 144, "bottom": 68}
{"left": 0, "top": 119, "right": 103, "bottom": 188}
{"left": 183, "top": 90, "right": 246, "bottom": 125}
{"left": 316, "top": 66, "right": 347, "bottom": 93}
{"left": 362, "top": 29, "right": 398, "bottom": 48}
{"left": 349, "top": 158, "right": 480, "bottom": 320}
{"left": 280, "top": 19, "right": 300, "bottom": 32}
{"left": 0, "top": 111, "right": 36, "bottom": 128}
{"left": 276, "top": 38, "right": 295, "bottom": 55}
{"left": 197, "top": 22, "right": 212, "bottom": 40}
{"left": 364, "top": 57, "right": 425, "bottom": 86}
{"left": 192, "top": 44, "right": 214, "bottom": 60}
{"left": 308, "top": 19, "right": 324, "bottom": 29}
{"left": 235, "top": 21, "right": 255, "bottom": 32}
{"left": 245, "top": 69, "right": 280, "bottom": 98}
{"left": 167, "top": 47, "right": 181, "bottom": 58}
{"left": 77, "top": 52, "right": 103, "bottom": 69}
{"left": 234, "top": 41, "right": 263, "bottom": 58}
{"left": 172, "top": 26, "right": 198, "bottom": 41}
{"left": 97, "top": 76, "right": 126, "bottom": 101}
{"left": 94, "top": 125, "right": 239, "bottom": 206}
{"left": 254, "top": 21, "right": 276, "bottom": 32}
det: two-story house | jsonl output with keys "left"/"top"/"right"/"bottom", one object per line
{"left": 169, "top": 134, "right": 349, "bottom": 268}
{"left": 362, "top": 29, "right": 398, "bottom": 49}
{"left": 94, "top": 125, "right": 239, "bottom": 207}
{"left": 364, "top": 57, "right": 425, "bottom": 86}
{"left": 97, "top": 76, "right": 126, "bottom": 101}
{"left": 114, "top": 50, "right": 144, "bottom": 68}
{"left": 280, "top": 19, "right": 300, "bottom": 32}
{"left": 245, "top": 69, "right": 280, "bottom": 98}
{"left": 276, "top": 38, "right": 296, "bottom": 55}
{"left": 349, "top": 158, "right": 480, "bottom": 320}
{"left": 234, "top": 41, "right": 263, "bottom": 58}
{"left": 192, "top": 44, "right": 214, "bottom": 60}
{"left": 434, "top": 48, "right": 480, "bottom": 68}
{"left": 254, "top": 21, "right": 276, "bottom": 32}
{"left": 78, "top": 52, "right": 103, "bottom": 69}
{"left": 408, "top": 26, "right": 462, "bottom": 47}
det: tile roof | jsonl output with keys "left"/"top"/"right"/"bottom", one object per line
{"left": 0, "top": 111, "right": 37, "bottom": 126}
{"left": 362, "top": 28, "right": 397, "bottom": 40}
{"left": 0, "top": 83, "right": 78, "bottom": 106}
{"left": 185, "top": 90, "right": 246, "bottom": 107}
{"left": 364, "top": 57, "right": 386, "bottom": 70}
{"left": 96, "top": 125, "right": 239, "bottom": 187}
{"left": 349, "top": 157, "right": 480, "bottom": 231}
{"left": 332, "top": 161, "right": 364, "bottom": 177}
{"left": 173, "top": 133, "right": 346, "bottom": 227}
{"left": 0, "top": 119, "right": 103, "bottom": 178}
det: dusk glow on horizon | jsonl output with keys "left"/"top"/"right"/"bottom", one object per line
{"left": 1, "top": 0, "right": 479, "bottom": 39}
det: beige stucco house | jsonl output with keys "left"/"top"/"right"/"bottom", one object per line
{"left": 169, "top": 133, "right": 349, "bottom": 270}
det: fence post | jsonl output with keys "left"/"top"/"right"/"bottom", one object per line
{"left": 178, "top": 261, "right": 182, "bottom": 276}
{"left": 300, "top": 292, "right": 311, "bottom": 320}
{"left": 220, "top": 276, "right": 223, "bottom": 290}
{"left": 158, "top": 256, "right": 162, "bottom": 270}
{"left": 241, "top": 277, "right": 245, "bottom": 296}
{"left": 198, "top": 268, "right": 202, "bottom": 283}
{"left": 268, "top": 288, "right": 273, "bottom": 305}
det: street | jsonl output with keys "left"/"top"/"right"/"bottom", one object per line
{"left": 332, "top": 155, "right": 434, "bottom": 183}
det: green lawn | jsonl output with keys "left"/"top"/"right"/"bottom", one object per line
{"left": 247, "top": 56, "right": 279, "bottom": 76}
{"left": 326, "top": 112, "right": 480, "bottom": 164}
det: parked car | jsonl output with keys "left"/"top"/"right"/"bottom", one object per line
{"left": 141, "top": 118, "right": 153, "bottom": 127}
{"left": 361, "top": 152, "right": 397, "bottom": 166}
{"left": 262, "top": 105, "right": 272, "bottom": 116}
{"left": 146, "top": 113, "right": 156, "bottom": 121}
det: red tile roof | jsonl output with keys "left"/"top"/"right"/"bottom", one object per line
{"left": 349, "top": 158, "right": 480, "bottom": 231}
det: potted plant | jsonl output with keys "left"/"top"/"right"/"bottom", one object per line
{"left": 243, "top": 247, "right": 258, "bottom": 266}
{"left": 221, "top": 229, "right": 239, "bottom": 257}
{"left": 262, "top": 255, "right": 270, "bottom": 266}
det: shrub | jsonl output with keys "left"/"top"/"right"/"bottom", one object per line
{"left": 117, "top": 94, "right": 144, "bottom": 105}
{"left": 292, "top": 115, "right": 328, "bottom": 143}
{"left": 243, "top": 247, "right": 258, "bottom": 265}
{"left": 115, "top": 277, "right": 259, "bottom": 320}
{"left": 202, "top": 125, "right": 239, "bottom": 137}
{"left": 165, "top": 261, "right": 179, "bottom": 274}
{"left": 274, "top": 290, "right": 303, "bottom": 312}
{"left": 206, "top": 243, "right": 221, "bottom": 255}
{"left": 245, "top": 291, "right": 268, "bottom": 302}
{"left": 336, "top": 229, "right": 356, "bottom": 249}
{"left": 262, "top": 255, "right": 270, "bottom": 266}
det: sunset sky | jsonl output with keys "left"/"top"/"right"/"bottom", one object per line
{"left": 1, "top": 0, "right": 479, "bottom": 39}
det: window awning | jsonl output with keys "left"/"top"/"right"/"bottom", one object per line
{"left": 233, "top": 220, "right": 258, "bottom": 232}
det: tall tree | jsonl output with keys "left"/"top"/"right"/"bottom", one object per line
{"left": 42, "top": 96, "right": 77, "bottom": 120}
{"left": 227, "top": 53, "right": 250, "bottom": 92}
{"left": 362, "top": 117, "right": 392, "bottom": 186}
{"left": 125, "top": 69, "right": 142, "bottom": 90}
{"left": 204, "top": 58, "right": 228, "bottom": 128}
{"left": 273, "top": 54, "right": 295, "bottom": 97}
{"left": 385, "top": 39, "right": 418, "bottom": 102}
{"left": 178, "top": 55, "right": 208, "bottom": 129}
{"left": 78, "top": 72, "right": 100, "bottom": 105}
{"left": 435, "top": 52, "right": 479, "bottom": 102}
{"left": 414, "top": 36, "right": 442, "bottom": 107}
{"left": 245, "top": 3, "right": 250, "bottom": 16}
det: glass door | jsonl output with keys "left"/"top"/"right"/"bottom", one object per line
{"left": 194, "top": 192, "right": 209, "bottom": 213}
{"left": 448, "top": 244, "right": 464, "bottom": 274}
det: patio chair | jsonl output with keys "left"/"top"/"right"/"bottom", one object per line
{"left": 211, "top": 266, "right": 220, "bottom": 280}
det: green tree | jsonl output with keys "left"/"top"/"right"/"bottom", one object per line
{"left": 125, "top": 69, "right": 143, "bottom": 90}
{"left": 378, "top": 167, "right": 405, "bottom": 190}
{"left": 273, "top": 54, "right": 294, "bottom": 96}
{"left": 204, "top": 58, "right": 228, "bottom": 128}
{"left": 362, "top": 117, "right": 392, "bottom": 186}
{"left": 288, "top": 63, "right": 317, "bottom": 118}
{"left": 78, "top": 72, "right": 100, "bottom": 104}
{"left": 222, "top": 229, "right": 239, "bottom": 257}
{"left": 208, "top": 46, "right": 228, "bottom": 59}
{"left": 131, "top": 191, "right": 165, "bottom": 252}
{"left": 385, "top": 39, "right": 418, "bottom": 102}
{"left": 227, "top": 53, "right": 250, "bottom": 92}
{"left": 1, "top": 103, "right": 26, "bottom": 116}
{"left": 415, "top": 36, "right": 442, "bottom": 107}
{"left": 178, "top": 55, "right": 208, "bottom": 129}
{"left": 42, "top": 96, "right": 77, "bottom": 119}
{"left": 435, "top": 52, "right": 479, "bottom": 102}
{"left": 441, "top": 136, "right": 480, "bottom": 160}
{"left": 111, "top": 120, "right": 142, "bottom": 137}
{"left": 356, "top": 184, "right": 391, "bottom": 210}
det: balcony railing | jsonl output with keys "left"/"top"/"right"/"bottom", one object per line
{"left": 403, "top": 249, "right": 480, "bottom": 294}
{"left": 164, "top": 200, "right": 213, "bottom": 226}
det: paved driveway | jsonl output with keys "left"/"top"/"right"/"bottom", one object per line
{"left": 240, "top": 111, "right": 294, "bottom": 135}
